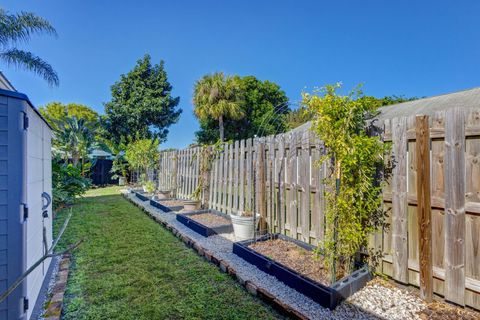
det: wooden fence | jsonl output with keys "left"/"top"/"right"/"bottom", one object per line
{"left": 157, "top": 108, "right": 480, "bottom": 310}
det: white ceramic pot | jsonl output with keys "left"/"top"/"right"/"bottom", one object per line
{"left": 231, "top": 213, "right": 260, "bottom": 241}
{"left": 183, "top": 200, "right": 201, "bottom": 211}
{"left": 118, "top": 177, "right": 126, "bottom": 186}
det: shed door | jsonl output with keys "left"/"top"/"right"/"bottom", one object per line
{"left": 25, "top": 107, "right": 52, "bottom": 320}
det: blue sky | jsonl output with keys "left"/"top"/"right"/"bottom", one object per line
{"left": 2, "top": 1, "right": 480, "bottom": 149}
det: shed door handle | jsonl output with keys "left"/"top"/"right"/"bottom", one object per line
{"left": 41, "top": 192, "right": 51, "bottom": 210}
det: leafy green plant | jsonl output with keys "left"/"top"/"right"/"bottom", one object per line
{"left": 102, "top": 55, "right": 181, "bottom": 145}
{"left": 144, "top": 181, "right": 155, "bottom": 194}
{"left": 125, "top": 138, "right": 159, "bottom": 181}
{"left": 304, "top": 83, "right": 391, "bottom": 281}
{"left": 195, "top": 75, "right": 289, "bottom": 143}
{"left": 190, "top": 141, "right": 224, "bottom": 202}
{"left": 52, "top": 157, "right": 91, "bottom": 209}
{"left": 193, "top": 72, "right": 244, "bottom": 142}
{"left": 0, "top": 8, "right": 59, "bottom": 86}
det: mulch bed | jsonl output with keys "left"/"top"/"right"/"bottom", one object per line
{"left": 249, "top": 239, "right": 342, "bottom": 286}
{"left": 189, "top": 213, "right": 231, "bottom": 227}
{"left": 418, "top": 301, "right": 480, "bottom": 320}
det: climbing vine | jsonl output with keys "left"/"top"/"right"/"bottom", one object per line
{"left": 304, "top": 83, "right": 391, "bottom": 281}
{"left": 191, "top": 140, "right": 224, "bottom": 203}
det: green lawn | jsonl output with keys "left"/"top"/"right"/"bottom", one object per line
{"left": 54, "top": 186, "right": 283, "bottom": 320}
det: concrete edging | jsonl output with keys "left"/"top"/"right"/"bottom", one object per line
{"left": 42, "top": 254, "right": 71, "bottom": 320}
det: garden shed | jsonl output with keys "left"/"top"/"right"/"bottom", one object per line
{"left": 0, "top": 82, "right": 53, "bottom": 319}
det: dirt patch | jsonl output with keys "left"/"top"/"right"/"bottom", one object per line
{"left": 160, "top": 200, "right": 184, "bottom": 207}
{"left": 418, "top": 301, "right": 480, "bottom": 320}
{"left": 249, "top": 239, "right": 341, "bottom": 286}
{"left": 189, "top": 213, "right": 231, "bottom": 227}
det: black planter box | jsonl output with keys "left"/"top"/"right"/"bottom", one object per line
{"left": 176, "top": 210, "right": 233, "bottom": 237}
{"left": 233, "top": 234, "right": 372, "bottom": 310}
{"left": 149, "top": 198, "right": 184, "bottom": 212}
{"left": 134, "top": 191, "right": 150, "bottom": 202}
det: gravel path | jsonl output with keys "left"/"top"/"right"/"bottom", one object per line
{"left": 125, "top": 192, "right": 477, "bottom": 320}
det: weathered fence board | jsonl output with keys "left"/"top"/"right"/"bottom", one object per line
{"left": 391, "top": 116, "right": 409, "bottom": 284}
{"left": 444, "top": 109, "right": 466, "bottom": 306}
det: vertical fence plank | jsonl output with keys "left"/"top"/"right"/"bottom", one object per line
{"left": 239, "top": 139, "right": 246, "bottom": 213}
{"left": 311, "top": 137, "right": 324, "bottom": 245}
{"left": 246, "top": 138, "right": 253, "bottom": 213}
{"left": 209, "top": 149, "right": 217, "bottom": 209}
{"left": 444, "top": 108, "right": 466, "bottom": 306}
{"left": 265, "top": 136, "right": 273, "bottom": 230}
{"left": 277, "top": 134, "right": 286, "bottom": 234}
{"left": 392, "top": 116, "right": 409, "bottom": 284}
{"left": 233, "top": 140, "right": 240, "bottom": 214}
{"left": 416, "top": 115, "right": 433, "bottom": 301}
{"left": 221, "top": 143, "right": 228, "bottom": 212}
{"left": 299, "top": 130, "right": 310, "bottom": 243}
{"left": 227, "top": 142, "right": 234, "bottom": 214}
{"left": 256, "top": 138, "right": 267, "bottom": 233}
{"left": 288, "top": 132, "right": 298, "bottom": 238}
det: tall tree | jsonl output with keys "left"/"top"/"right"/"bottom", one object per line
{"left": 194, "top": 75, "right": 288, "bottom": 143}
{"left": 193, "top": 72, "right": 244, "bottom": 142}
{"left": 103, "top": 55, "right": 181, "bottom": 145}
{"left": 0, "top": 8, "right": 58, "bottom": 86}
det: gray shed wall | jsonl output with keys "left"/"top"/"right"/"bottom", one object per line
{"left": 0, "top": 94, "right": 27, "bottom": 319}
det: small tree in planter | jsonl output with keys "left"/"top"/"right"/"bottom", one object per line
{"left": 189, "top": 142, "right": 223, "bottom": 210}
{"left": 125, "top": 138, "right": 160, "bottom": 189}
{"left": 304, "top": 84, "right": 391, "bottom": 282}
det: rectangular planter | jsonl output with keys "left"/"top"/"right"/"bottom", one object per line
{"left": 149, "top": 198, "right": 184, "bottom": 212}
{"left": 176, "top": 210, "right": 233, "bottom": 237}
{"left": 233, "top": 234, "right": 372, "bottom": 310}
{"left": 134, "top": 191, "right": 150, "bottom": 202}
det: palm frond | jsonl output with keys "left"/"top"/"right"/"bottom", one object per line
{"left": 0, "top": 49, "right": 59, "bottom": 86}
{"left": 0, "top": 9, "right": 57, "bottom": 46}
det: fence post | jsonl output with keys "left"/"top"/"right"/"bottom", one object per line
{"left": 415, "top": 115, "right": 433, "bottom": 302}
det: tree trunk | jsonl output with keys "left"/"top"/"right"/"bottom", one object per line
{"left": 219, "top": 115, "right": 225, "bottom": 142}
{"left": 72, "top": 152, "right": 79, "bottom": 167}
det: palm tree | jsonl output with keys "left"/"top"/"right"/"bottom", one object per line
{"left": 193, "top": 72, "right": 244, "bottom": 142}
{"left": 0, "top": 8, "right": 59, "bottom": 86}
{"left": 54, "top": 117, "right": 96, "bottom": 170}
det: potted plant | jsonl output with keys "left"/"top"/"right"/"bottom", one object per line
{"left": 184, "top": 187, "right": 202, "bottom": 211}
{"left": 231, "top": 209, "right": 260, "bottom": 241}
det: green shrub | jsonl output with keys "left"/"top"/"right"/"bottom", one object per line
{"left": 52, "top": 157, "right": 91, "bottom": 209}
{"left": 144, "top": 180, "right": 155, "bottom": 193}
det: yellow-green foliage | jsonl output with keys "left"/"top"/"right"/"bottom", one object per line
{"left": 304, "top": 83, "right": 390, "bottom": 277}
{"left": 125, "top": 138, "right": 160, "bottom": 175}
